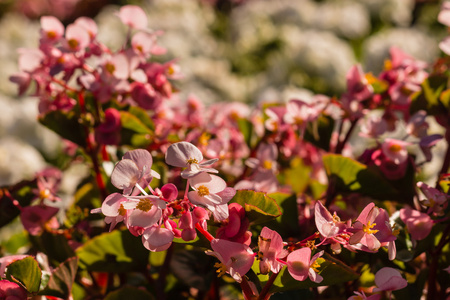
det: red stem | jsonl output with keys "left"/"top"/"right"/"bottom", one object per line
{"left": 195, "top": 222, "right": 214, "bottom": 242}
{"left": 257, "top": 272, "right": 278, "bottom": 300}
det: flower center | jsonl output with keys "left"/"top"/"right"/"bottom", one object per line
{"left": 214, "top": 262, "right": 227, "bottom": 277}
{"left": 136, "top": 199, "right": 153, "bottom": 212}
{"left": 363, "top": 221, "right": 379, "bottom": 235}
{"left": 39, "top": 188, "right": 51, "bottom": 200}
{"left": 197, "top": 185, "right": 210, "bottom": 197}
{"left": 68, "top": 39, "right": 79, "bottom": 49}
{"left": 47, "top": 31, "right": 57, "bottom": 39}
{"left": 118, "top": 204, "right": 126, "bottom": 216}
{"left": 388, "top": 144, "right": 402, "bottom": 153}
{"left": 105, "top": 62, "right": 116, "bottom": 74}
{"left": 186, "top": 158, "right": 199, "bottom": 164}
{"left": 263, "top": 160, "right": 273, "bottom": 170}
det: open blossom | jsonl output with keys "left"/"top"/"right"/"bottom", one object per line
{"left": 165, "top": 141, "right": 218, "bottom": 178}
{"left": 315, "top": 201, "right": 346, "bottom": 240}
{"left": 286, "top": 247, "right": 324, "bottom": 283}
{"left": 417, "top": 181, "right": 448, "bottom": 215}
{"left": 117, "top": 5, "right": 148, "bottom": 30}
{"left": 373, "top": 267, "right": 408, "bottom": 292}
{"left": 381, "top": 138, "right": 411, "bottom": 165}
{"left": 110, "top": 149, "right": 160, "bottom": 195}
{"left": 399, "top": 207, "right": 433, "bottom": 241}
{"left": 206, "top": 239, "right": 255, "bottom": 283}
{"left": 257, "top": 227, "right": 288, "bottom": 274}
{"left": 188, "top": 172, "right": 236, "bottom": 221}
{"left": 216, "top": 203, "right": 251, "bottom": 245}
{"left": 349, "top": 203, "right": 381, "bottom": 252}
{"left": 142, "top": 225, "right": 174, "bottom": 252}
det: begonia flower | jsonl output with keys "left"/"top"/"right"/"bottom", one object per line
{"left": 95, "top": 108, "right": 122, "bottom": 145}
{"left": 206, "top": 239, "right": 255, "bottom": 283}
{"left": 245, "top": 143, "right": 278, "bottom": 173}
{"left": 349, "top": 203, "right": 381, "bottom": 252}
{"left": 216, "top": 203, "right": 251, "bottom": 246}
{"left": 110, "top": 149, "right": 160, "bottom": 195}
{"left": 0, "top": 280, "right": 27, "bottom": 300}
{"left": 121, "top": 195, "right": 166, "bottom": 229}
{"left": 117, "top": 5, "right": 148, "bottom": 30}
{"left": 20, "top": 205, "right": 59, "bottom": 236}
{"left": 348, "top": 291, "right": 381, "bottom": 300}
{"left": 165, "top": 142, "right": 218, "bottom": 178}
{"left": 74, "top": 16, "right": 98, "bottom": 39}
{"left": 188, "top": 172, "right": 235, "bottom": 221}
{"left": 257, "top": 227, "right": 288, "bottom": 274}
{"left": 400, "top": 207, "right": 433, "bottom": 241}
{"left": 40, "top": 16, "right": 64, "bottom": 42}
{"left": 372, "top": 267, "right": 408, "bottom": 292}
{"left": 417, "top": 181, "right": 448, "bottom": 215}
{"left": 373, "top": 208, "right": 398, "bottom": 260}
{"left": 314, "top": 201, "right": 346, "bottom": 240}
{"left": 64, "top": 23, "right": 90, "bottom": 52}
{"left": 381, "top": 138, "right": 411, "bottom": 165}
{"left": 286, "top": 247, "right": 324, "bottom": 283}
{"left": 142, "top": 225, "right": 174, "bottom": 252}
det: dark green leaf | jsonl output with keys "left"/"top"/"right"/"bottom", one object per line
{"left": 0, "top": 180, "right": 36, "bottom": 228}
{"left": 257, "top": 253, "right": 358, "bottom": 293}
{"left": 38, "top": 110, "right": 87, "bottom": 147}
{"left": 230, "top": 190, "right": 281, "bottom": 224}
{"left": 105, "top": 286, "right": 155, "bottom": 300}
{"left": 279, "top": 158, "right": 312, "bottom": 194}
{"left": 6, "top": 256, "right": 42, "bottom": 293}
{"left": 304, "top": 115, "right": 334, "bottom": 151}
{"left": 237, "top": 118, "right": 254, "bottom": 148}
{"left": 76, "top": 229, "right": 149, "bottom": 272}
{"left": 322, "top": 154, "right": 398, "bottom": 200}
{"left": 39, "top": 257, "right": 78, "bottom": 298}
{"left": 265, "top": 193, "right": 300, "bottom": 237}
{"left": 29, "top": 231, "right": 75, "bottom": 264}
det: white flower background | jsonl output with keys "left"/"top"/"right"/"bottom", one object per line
{"left": 0, "top": 0, "right": 445, "bottom": 186}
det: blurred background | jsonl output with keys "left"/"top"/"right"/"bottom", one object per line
{"left": 0, "top": 0, "right": 446, "bottom": 186}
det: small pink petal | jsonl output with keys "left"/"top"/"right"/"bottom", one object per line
{"left": 373, "top": 267, "right": 407, "bottom": 292}
{"left": 118, "top": 5, "right": 148, "bottom": 29}
{"left": 142, "top": 226, "right": 174, "bottom": 252}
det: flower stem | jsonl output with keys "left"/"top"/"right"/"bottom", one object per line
{"left": 195, "top": 222, "right": 214, "bottom": 242}
{"left": 258, "top": 272, "right": 279, "bottom": 300}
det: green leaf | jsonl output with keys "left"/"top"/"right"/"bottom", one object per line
{"left": 29, "top": 232, "right": 75, "bottom": 264}
{"left": 410, "top": 74, "right": 448, "bottom": 115}
{"left": 1, "top": 231, "right": 29, "bottom": 254}
{"left": 304, "top": 115, "right": 334, "bottom": 151}
{"left": 279, "top": 158, "right": 312, "bottom": 194}
{"left": 6, "top": 256, "right": 42, "bottom": 293}
{"left": 76, "top": 229, "right": 149, "bottom": 272}
{"left": 322, "top": 154, "right": 398, "bottom": 200}
{"left": 230, "top": 190, "right": 281, "bottom": 224}
{"left": 128, "top": 106, "right": 155, "bottom": 131}
{"left": 38, "top": 110, "right": 87, "bottom": 147}
{"left": 105, "top": 286, "right": 155, "bottom": 300}
{"left": 256, "top": 253, "right": 358, "bottom": 293}
{"left": 237, "top": 118, "right": 254, "bottom": 148}
{"left": 265, "top": 193, "right": 300, "bottom": 237}
{"left": 119, "top": 111, "right": 153, "bottom": 147}
{"left": 39, "top": 257, "right": 78, "bottom": 298}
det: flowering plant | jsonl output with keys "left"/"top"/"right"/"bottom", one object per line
{"left": 1, "top": 3, "right": 450, "bottom": 300}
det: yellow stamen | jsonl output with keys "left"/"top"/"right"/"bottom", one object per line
{"left": 186, "top": 158, "right": 199, "bottom": 164}
{"left": 384, "top": 59, "right": 393, "bottom": 71}
{"left": 263, "top": 160, "right": 273, "bottom": 170}
{"left": 47, "top": 31, "right": 57, "bottom": 39}
{"left": 388, "top": 144, "right": 402, "bottom": 153}
{"left": 136, "top": 199, "right": 153, "bottom": 212}
{"left": 306, "top": 240, "right": 316, "bottom": 249}
{"left": 214, "top": 262, "right": 227, "bottom": 277}
{"left": 197, "top": 185, "right": 210, "bottom": 197}
{"left": 363, "top": 221, "right": 379, "bottom": 235}
{"left": 105, "top": 62, "right": 115, "bottom": 74}
{"left": 118, "top": 204, "right": 126, "bottom": 216}
{"left": 39, "top": 189, "right": 51, "bottom": 200}
{"left": 68, "top": 39, "right": 79, "bottom": 49}
{"left": 199, "top": 132, "right": 210, "bottom": 146}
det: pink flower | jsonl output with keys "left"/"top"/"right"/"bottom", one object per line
{"left": 286, "top": 247, "right": 324, "bottom": 283}
{"left": 257, "top": 227, "right": 288, "bottom": 274}
{"left": 188, "top": 172, "right": 235, "bottom": 221}
{"left": 117, "top": 5, "right": 148, "bottom": 30}
{"left": 110, "top": 149, "right": 160, "bottom": 195}
{"left": 417, "top": 181, "right": 448, "bottom": 215}
{"left": 216, "top": 203, "right": 251, "bottom": 246}
{"left": 20, "top": 205, "right": 59, "bottom": 236}
{"left": 245, "top": 143, "right": 278, "bottom": 173}
{"left": 64, "top": 23, "right": 90, "bottom": 52}
{"left": 349, "top": 203, "right": 381, "bottom": 252}
{"left": 95, "top": 108, "right": 122, "bottom": 145}
{"left": 205, "top": 239, "right": 255, "bottom": 283}
{"left": 373, "top": 208, "right": 397, "bottom": 260}
{"left": 74, "top": 17, "right": 98, "bottom": 39}
{"left": 40, "top": 16, "right": 64, "bottom": 42}
{"left": 348, "top": 291, "right": 381, "bottom": 300}
{"left": 373, "top": 267, "right": 408, "bottom": 292}
{"left": 142, "top": 225, "right": 174, "bottom": 252}
{"left": 400, "top": 207, "right": 433, "bottom": 241}
{"left": 165, "top": 142, "right": 218, "bottom": 178}
{"left": 121, "top": 195, "right": 166, "bottom": 230}
{"left": 0, "top": 280, "right": 27, "bottom": 300}
{"left": 381, "top": 138, "right": 411, "bottom": 165}
{"left": 314, "top": 201, "right": 346, "bottom": 240}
